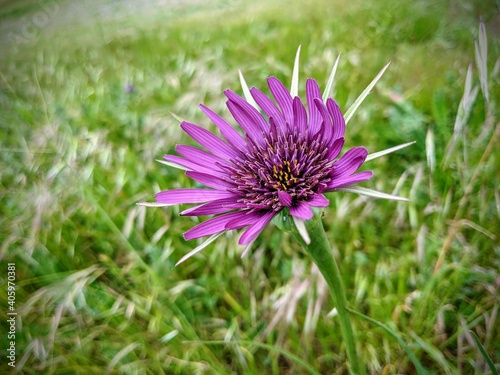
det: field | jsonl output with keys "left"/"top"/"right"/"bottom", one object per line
{"left": 0, "top": 0, "right": 499, "bottom": 373}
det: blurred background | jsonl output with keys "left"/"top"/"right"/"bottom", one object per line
{"left": 0, "top": 0, "right": 499, "bottom": 373}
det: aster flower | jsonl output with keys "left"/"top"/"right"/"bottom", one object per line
{"left": 161, "top": 77, "right": 369, "bottom": 238}
{"left": 140, "top": 50, "right": 412, "bottom": 264}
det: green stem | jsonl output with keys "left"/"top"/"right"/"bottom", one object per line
{"left": 291, "top": 212, "right": 362, "bottom": 375}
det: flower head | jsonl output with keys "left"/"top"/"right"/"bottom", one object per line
{"left": 151, "top": 76, "right": 373, "bottom": 246}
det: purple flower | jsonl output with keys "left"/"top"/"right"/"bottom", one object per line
{"left": 151, "top": 77, "right": 373, "bottom": 246}
{"left": 124, "top": 83, "right": 134, "bottom": 93}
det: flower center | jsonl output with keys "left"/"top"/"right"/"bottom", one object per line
{"left": 227, "top": 128, "right": 334, "bottom": 212}
{"left": 269, "top": 160, "right": 299, "bottom": 191}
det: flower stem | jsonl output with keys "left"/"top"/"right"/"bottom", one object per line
{"left": 292, "top": 212, "right": 362, "bottom": 375}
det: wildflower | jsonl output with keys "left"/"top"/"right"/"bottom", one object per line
{"left": 140, "top": 51, "right": 412, "bottom": 263}
{"left": 124, "top": 83, "right": 134, "bottom": 94}
{"left": 162, "top": 78, "right": 367, "bottom": 233}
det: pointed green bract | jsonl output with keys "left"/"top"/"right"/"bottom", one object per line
{"left": 290, "top": 45, "right": 302, "bottom": 98}
{"left": 169, "top": 111, "right": 186, "bottom": 123}
{"left": 136, "top": 202, "right": 173, "bottom": 207}
{"left": 322, "top": 52, "right": 341, "bottom": 102}
{"left": 292, "top": 216, "right": 310, "bottom": 244}
{"left": 238, "top": 69, "right": 259, "bottom": 110}
{"left": 156, "top": 159, "right": 189, "bottom": 171}
{"left": 336, "top": 186, "right": 409, "bottom": 201}
{"left": 344, "top": 62, "right": 391, "bottom": 125}
{"left": 272, "top": 209, "right": 295, "bottom": 232}
{"left": 176, "top": 232, "right": 225, "bottom": 265}
{"left": 365, "top": 141, "right": 416, "bottom": 162}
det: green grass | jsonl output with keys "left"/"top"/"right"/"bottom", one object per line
{"left": 1, "top": 0, "right": 499, "bottom": 373}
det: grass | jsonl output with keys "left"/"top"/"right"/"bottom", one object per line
{"left": 1, "top": 0, "right": 499, "bottom": 373}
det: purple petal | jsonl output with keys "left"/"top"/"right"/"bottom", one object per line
{"left": 269, "top": 116, "right": 279, "bottom": 138}
{"left": 278, "top": 190, "right": 292, "bottom": 206}
{"left": 331, "top": 147, "right": 368, "bottom": 177}
{"left": 250, "top": 87, "right": 287, "bottom": 130}
{"left": 163, "top": 154, "right": 196, "bottom": 170}
{"left": 185, "top": 171, "right": 235, "bottom": 190}
{"left": 181, "top": 121, "right": 240, "bottom": 160}
{"left": 308, "top": 194, "right": 329, "bottom": 207}
{"left": 326, "top": 98, "right": 346, "bottom": 141}
{"left": 225, "top": 210, "right": 264, "bottom": 230}
{"left": 292, "top": 96, "right": 307, "bottom": 133}
{"left": 327, "top": 137, "right": 345, "bottom": 160}
{"left": 238, "top": 211, "right": 275, "bottom": 245}
{"left": 184, "top": 211, "right": 245, "bottom": 240}
{"left": 306, "top": 79, "right": 322, "bottom": 134}
{"left": 180, "top": 198, "right": 244, "bottom": 216}
{"left": 176, "top": 145, "right": 229, "bottom": 169}
{"left": 289, "top": 202, "right": 314, "bottom": 220}
{"left": 333, "top": 157, "right": 365, "bottom": 178}
{"left": 155, "top": 188, "right": 233, "bottom": 204}
{"left": 327, "top": 171, "right": 374, "bottom": 189}
{"left": 225, "top": 90, "right": 268, "bottom": 131}
{"left": 268, "top": 77, "right": 294, "bottom": 126}
{"left": 314, "top": 98, "right": 333, "bottom": 142}
{"left": 226, "top": 100, "right": 265, "bottom": 145}
{"left": 163, "top": 154, "right": 227, "bottom": 179}
{"left": 199, "top": 104, "right": 247, "bottom": 151}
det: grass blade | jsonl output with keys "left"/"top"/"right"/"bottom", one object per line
{"left": 468, "top": 330, "right": 498, "bottom": 375}
{"left": 347, "top": 308, "right": 428, "bottom": 375}
{"left": 475, "top": 19, "right": 489, "bottom": 109}
{"left": 409, "top": 330, "right": 453, "bottom": 374}
{"left": 425, "top": 127, "right": 436, "bottom": 172}
{"left": 195, "top": 340, "right": 321, "bottom": 375}
{"left": 107, "top": 342, "right": 140, "bottom": 371}
{"left": 444, "top": 63, "right": 479, "bottom": 166}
